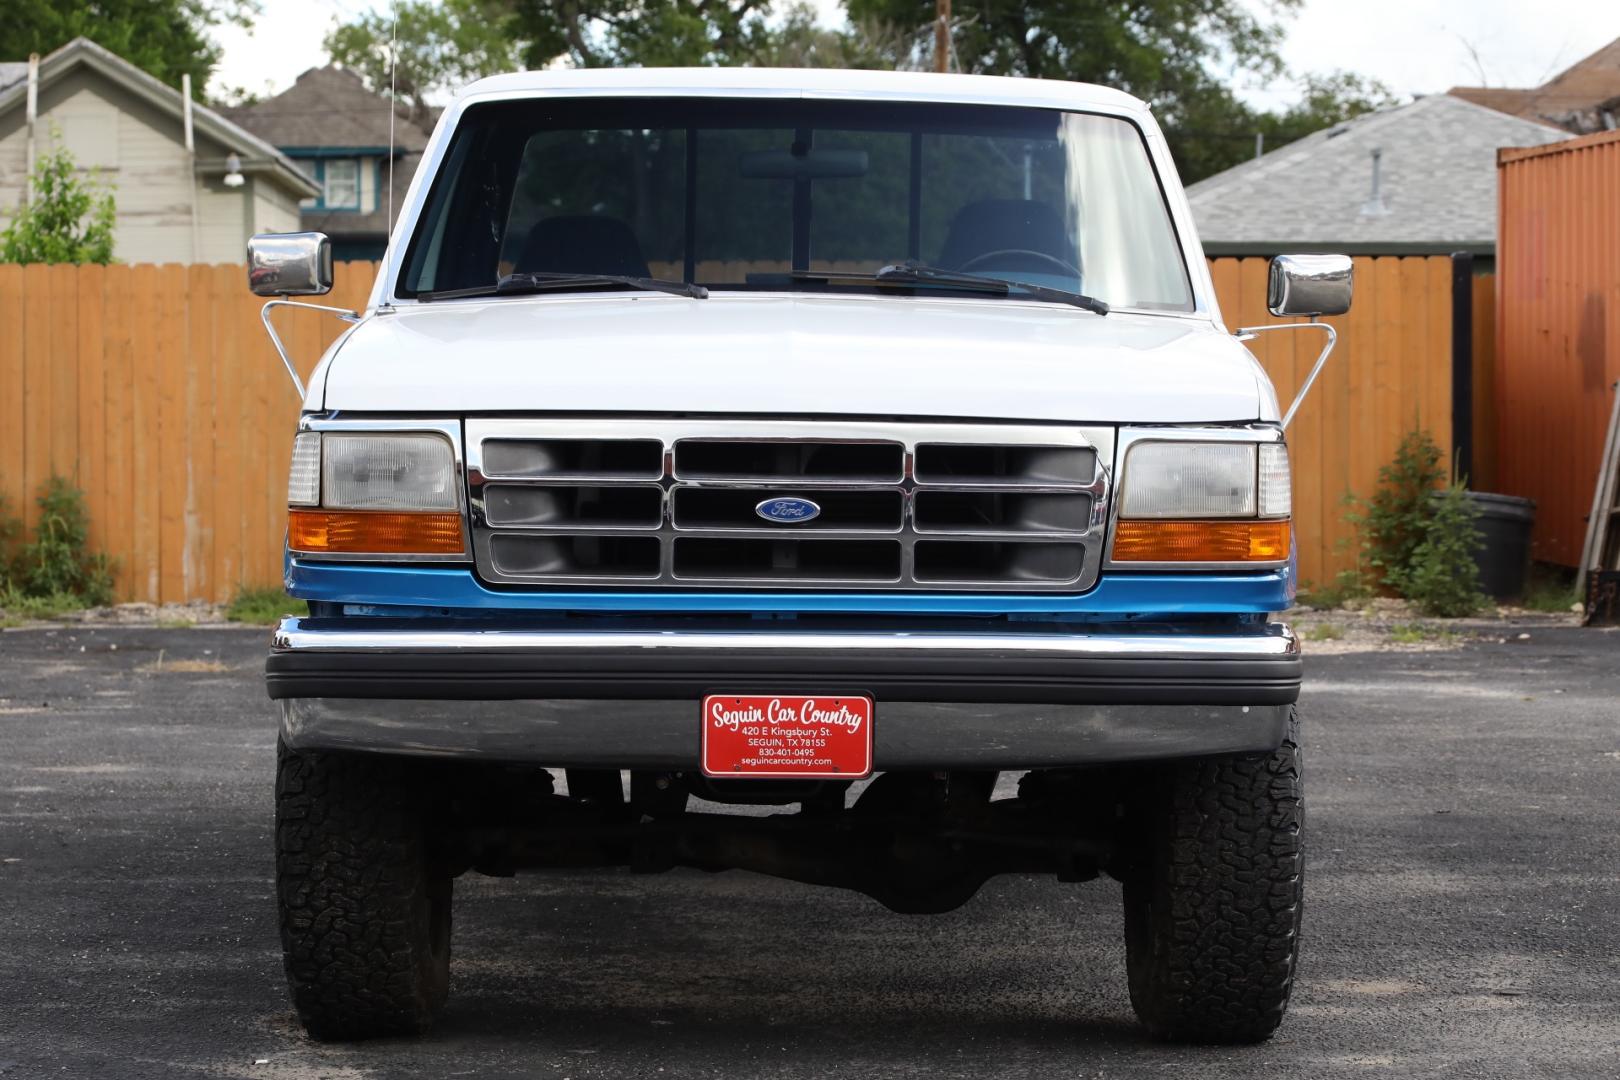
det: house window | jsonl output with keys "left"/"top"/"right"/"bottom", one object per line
{"left": 323, "top": 159, "right": 359, "bottom": 209}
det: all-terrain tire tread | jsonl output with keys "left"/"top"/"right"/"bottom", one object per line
{"left": 275, "top": 739, "right": 449, "bottom": 1040}
{"left": 1126, "top": 707, "right": 1304, "bottom": 1043}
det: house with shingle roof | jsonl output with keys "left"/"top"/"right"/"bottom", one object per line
{"left": 1450, "top": 36, "right": 1620, "bottom": 134}
{"left": 221, "top": 67, "right": 433, "bottom": 260}
{"left": 0, "top": 37, "right": 317, "bottom": 263}
{"left": 1186, "top": 93, "right": 1570, "bottom": 263}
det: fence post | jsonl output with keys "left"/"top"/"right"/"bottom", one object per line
{"left": 1450, "top": 252, "right": 1474, "bottom": 483}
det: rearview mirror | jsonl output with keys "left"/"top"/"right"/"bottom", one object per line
{"left": 248, "top": 232, "right": 333, "bottom": 296}
{"left": 1267, "top": 254, "right": 1352, "bottom": 317}
{"left": 739, "top": 148, "right": 869, "bottom": 181}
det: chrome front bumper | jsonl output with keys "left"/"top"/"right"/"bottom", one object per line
{"left": 268, "top": 617, "right": 1300, "bottom": 769}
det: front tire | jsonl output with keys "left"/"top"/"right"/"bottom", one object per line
{"left": 1122, "top": 707, "right": 1304, "bottom": 1043}
{"left": 275, "top": 739, "right": 452, "bottom": 1040}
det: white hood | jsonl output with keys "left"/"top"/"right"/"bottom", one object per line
{"left": 314, "top": 293, "right": 1275, "bottom": 424}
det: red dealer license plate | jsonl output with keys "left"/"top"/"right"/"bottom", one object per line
{"left": 701, "top": 694, "right": 874, "bottom": 779}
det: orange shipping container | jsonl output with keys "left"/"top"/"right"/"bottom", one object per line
{"left": 1496, "top": 130, "right": 1620, "bottom": 566}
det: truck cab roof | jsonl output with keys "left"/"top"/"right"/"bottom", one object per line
{"left": 455, "top": 67, "right": 1153, "bottom": 119}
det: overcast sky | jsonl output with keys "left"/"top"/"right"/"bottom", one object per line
{"left": 214, "top": 0, "right": 1620, "bottom": 110}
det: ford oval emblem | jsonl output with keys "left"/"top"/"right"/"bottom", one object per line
{"left": 755, "top": 497, "right": 822, "bottom": 524}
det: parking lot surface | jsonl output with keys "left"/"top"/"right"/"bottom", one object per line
{"left": 1, "top": 623, "right": 1617, "bottom": 1079}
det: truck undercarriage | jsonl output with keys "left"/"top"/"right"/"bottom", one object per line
{"left": 435, "top": 767, "right": 1128, "bottom": 914}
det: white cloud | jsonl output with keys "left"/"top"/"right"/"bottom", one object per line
{"left": 1237, "top": 0, "right": 1620, "bottom": 110}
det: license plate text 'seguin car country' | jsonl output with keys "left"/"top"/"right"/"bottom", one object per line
{"left": 701, "top": 694, "right": 874, "bottom": 779}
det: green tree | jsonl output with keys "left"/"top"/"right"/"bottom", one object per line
{"left": 0, "top": 0, "right": 256, "bottom": 97}
{"left": 843, "top": 0, "right": 1296, "bottom": 180}
{"left": 325, "top": 0, "right": 818, "bottom": 85}
{"left": 0, "top": 138, "right": 117, "bottom": 266}
{"left": 320, "top": 0, "right": 1394, "bottom": 183}
{"left": 324, "top": 0, "right": 526, "bottom": 127}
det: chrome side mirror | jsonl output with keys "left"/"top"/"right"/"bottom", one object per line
{"left": 248, "top": 232, "right": 333, "bottom": 296}
{"left": 1267, "top": 254, "right": 1352, "bottom": 317}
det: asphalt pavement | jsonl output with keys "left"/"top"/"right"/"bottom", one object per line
{"left": 1, "top": 622, "right": 1617, "bottom": 1079}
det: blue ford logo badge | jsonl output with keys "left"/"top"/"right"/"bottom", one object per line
{"left": 755, "top": 497, "right": 822, "bottom": 524}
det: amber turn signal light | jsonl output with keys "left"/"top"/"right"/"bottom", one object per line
{"left": 1112, "top": 519, "right": 1290, "bottom": 562}
{"left": 288, "top": 510, "right": 465, "bottom": 555}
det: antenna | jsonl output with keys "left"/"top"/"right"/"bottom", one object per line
{"left": 385, "top": 2, "right": 398, "bottom": 273}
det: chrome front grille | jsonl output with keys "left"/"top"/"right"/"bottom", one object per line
{"left": 465, "top": 419, "right": 1113, "bottom": 592}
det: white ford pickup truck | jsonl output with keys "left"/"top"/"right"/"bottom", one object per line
{"left": 248, "top": 67, "right": 1352, "bottom": 1045}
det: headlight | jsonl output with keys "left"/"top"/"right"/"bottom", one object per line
{"left": 1113, "top": 439, "right": 1290, "bottom": 563}
{"left": 1120, "top": 442, "right": 1257, "bottom": 518}
{"left": 286, "top": 431, "right": 466, "bottom": 557}
{"left": 321, "top": 434, "right": 458, "bottom": 510}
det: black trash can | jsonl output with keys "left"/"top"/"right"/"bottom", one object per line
{"left": 1464, "top": 492, "right": 1536, "bottom": 600}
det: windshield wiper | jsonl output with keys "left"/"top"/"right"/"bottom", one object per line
{"left": 790, "top": 261, "right": 1108, "bottom": 315}
{"left": 421, "top": 271, "right": 708, "bottom": 302}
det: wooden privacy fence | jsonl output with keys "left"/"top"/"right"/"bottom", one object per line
{"left": 0, "top": 257, "right": 1463, "bottom": 603}
{"left": 0, "top": 262, "right": 374, "bottom": 605}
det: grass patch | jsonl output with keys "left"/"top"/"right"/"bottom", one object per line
{"left": 1520, "top": 566, "right": 1579, "bottom": 613}
{"left": 139, "top": 648, "right": 230, "bottom": 674}
{"left": 155, "top": 615, "right": 195, "bottom": 629}
{"left": 1304, "top": 623, "right": 1344, "bottom": 642}
{"left": 226, "top": 587, "right": 307, "bottom": 626}
{"left": 1297, "top": 569, "right": 1373, "bottom": 610}
{"left": 1388, "top": 623, "right": 1460, "bottom": 646}
{"left": 0, "top": 588, "right": 87, "bottom": 627}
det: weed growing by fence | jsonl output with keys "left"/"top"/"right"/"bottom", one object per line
{"left": 0, "top": 478, "right": 115, "bottom": 623}
{"left": 226, "top": 586, "right": 307, "bottom": 626}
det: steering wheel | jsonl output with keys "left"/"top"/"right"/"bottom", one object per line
{"left": 958, "top": 248, "right": 1081, "bottom": 279}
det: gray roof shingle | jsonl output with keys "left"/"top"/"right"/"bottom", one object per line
{"left": 219, "top": 66, "right": 430, "bottom": 151}
{"left": 1186, "top": 93, "right": 1571, "bottom": 254}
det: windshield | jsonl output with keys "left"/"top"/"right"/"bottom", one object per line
{"left": 399, "top": 98, "right": 1193, "bottom": 311}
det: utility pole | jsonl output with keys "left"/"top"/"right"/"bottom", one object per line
{"left": 934, "top": 0, "right": 951, "bottom": 73}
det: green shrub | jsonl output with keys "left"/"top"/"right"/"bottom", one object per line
{"left": 1339, "top": 427, "right": 1484, "bottom": 618}
{"left": 11, "top": 478, "right": 114, "bottom": 604}
{"left": 0, "top": 138, "right": 117, "bottom": 265}
{"left": 1400, "top": 484, "right": 1485, "bottom": 617}
{"left": 1361, "top": 428, "right": 1445, "bottom": 588}
{"left": 0, "top": 478, "right": 115, "bottom": 621}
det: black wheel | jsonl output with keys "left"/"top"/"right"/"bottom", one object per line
{"left": 1122, "top": 707, "right": 1304, "bottom": 1044}
{"left": 275, "top": 738, "right": 452, "bottom": 1040}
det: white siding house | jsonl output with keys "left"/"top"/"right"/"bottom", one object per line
{"left": 0, "top": 38, "right": 318, "bottom": 264}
